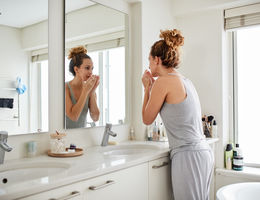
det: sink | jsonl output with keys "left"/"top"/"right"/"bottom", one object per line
{"left": 101, "top": 144, "right": 160, "bottom": 156}
{"left": 0, "top": 161, "right": 70, "bottom": 187}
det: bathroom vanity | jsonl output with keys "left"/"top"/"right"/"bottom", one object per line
{"left": 0, "top": 142, "right": 171, "bottom": 200}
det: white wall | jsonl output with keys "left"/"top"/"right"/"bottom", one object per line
{"left": 22, "top": 4, "right": 125, "bottom": 51}
{"left": 22, "top": 20, "right": 48, "bottom": 51}
{"left": 171, "top": 0, "right": 260, "bottom": 16}
{"left": 66, "top": 4, "right": 125, "bottom": 42}
{"left": 0, "top": 25, "right": 29, "bottom": 134}
{"left": 175, "top": 10, "right": 227, "bottom": 169}
{"left": 5, "top": 0, "right": 130, "bottom": 161}
{"left": 132, "top": 0, "right": 177, "bottom": 140}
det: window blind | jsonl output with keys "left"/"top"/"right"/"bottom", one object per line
{"left": 86, "top": 37, "right": 125, "bottom": 52}
{"left": 31, "top": 48, "right": 48, "bottom": 62}
{"left": 224, "top": 3, "right": 260, "bottom": 30}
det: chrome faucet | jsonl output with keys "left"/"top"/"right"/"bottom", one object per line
{"left": 101, "top": 123, "right": 117, "bottom": 146}
{"left": 0, "top": 131, "right": 13, "bottom": 164}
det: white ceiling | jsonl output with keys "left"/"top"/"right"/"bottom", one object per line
{"left": 0, "top": 0, "right": 95, "bottom": 28}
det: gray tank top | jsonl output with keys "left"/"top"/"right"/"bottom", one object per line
{"left": 65, "top": 82, "right": 89, "bottom": 129}
{"left": 159, "top": 73, "right": 210, "bottom": 158}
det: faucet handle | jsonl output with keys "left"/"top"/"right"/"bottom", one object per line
{"left": 0, "top": 131, "right": 8, "bottom": 140}
{"left": 105, "top": 123, "right": 112, "bottom": 130}
{"left": 0, "top": 131, "right": 12, "bottom": 152}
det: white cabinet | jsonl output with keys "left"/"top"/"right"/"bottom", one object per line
{"left": 85, "top": 163, "right": 148, "bottom": 200}
{"left": 19, "top": 163, "right": 148, "bottom": 200}
{"left": 18, "top": 181, "right": 84, "bottom": 200}
{"left": 18, "top": 157, "right": 171, "bottom": 200}
{"left": 148, "top": 156, "right": 172, "bottom": 200}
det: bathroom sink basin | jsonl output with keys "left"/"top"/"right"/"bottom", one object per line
{"left": 0, "top": 161, "right": 70, "bottom": 187}
{"left": 101, "top": 144, "right": 160, "bottom": 156}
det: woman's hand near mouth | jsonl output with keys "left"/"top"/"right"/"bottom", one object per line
{"left": 90, "top": 75, "right": 100, "bottom": 94}
{"left": 82, "top": 75, "right": 96, "bottom": 93}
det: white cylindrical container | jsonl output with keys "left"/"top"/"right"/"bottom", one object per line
{"left": 212, "top": 120, "right": 218, "bottom": 138}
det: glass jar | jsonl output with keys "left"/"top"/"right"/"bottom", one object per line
{"left": 50, "top": 133, "right": 66, "bottom": 153}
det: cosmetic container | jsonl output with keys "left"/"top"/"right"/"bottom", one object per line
{"left": 50, "top": 132, "right": 66, "bottom": 153}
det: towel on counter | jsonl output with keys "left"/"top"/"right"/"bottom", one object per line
{"left": 16, "top": 77, "right": 26, "bottom": 94}
{"left": 0, "top": 98, "right": 14, "bottom": 108}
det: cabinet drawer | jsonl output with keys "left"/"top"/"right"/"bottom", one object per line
{"left": 18, "top": 182, "right": 83, "bottom": 200}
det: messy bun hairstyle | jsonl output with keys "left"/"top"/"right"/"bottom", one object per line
{"left": 68, "top": 46, "right": 91, "bottom": 76}
{"left": 150, "top": 29, "right": 184, "bottom": 68}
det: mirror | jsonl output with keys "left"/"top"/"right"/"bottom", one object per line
{"left": 0, "top": 0, "right": 48, "bottom": 135}
{"left": 64, "top": 0, "right": 127, "bottom": 129}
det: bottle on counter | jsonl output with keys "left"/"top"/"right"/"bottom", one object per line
{"left": 233, "top": 143, "right": 243, "bottom": 171}
{"left": 233, "top": 143, "right": 242, "bottom": 157}
{"left": 129, "top": 126, "right": 135, "bottom": 140}
{"left": 212, "top": 120, "right": 218, "bottom": 138}
{"left": 225, "top": 143, "right": 233, "bottom": 170}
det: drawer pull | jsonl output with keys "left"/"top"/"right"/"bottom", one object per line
{"left": 152, "top": 161, "right": 169, "bottom": 169}
{"left": 89, "top": 180, "right": 115, "bottom": 190}
{"left": 49, "top": 191, "right": 80, "bottom": 200}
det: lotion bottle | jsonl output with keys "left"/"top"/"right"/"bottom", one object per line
{"left": 212, "top": 120, "right": 217, "bottom": 138}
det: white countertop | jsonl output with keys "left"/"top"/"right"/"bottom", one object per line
{"left": 0, "top": 139, "right": 218, "bottom": 199}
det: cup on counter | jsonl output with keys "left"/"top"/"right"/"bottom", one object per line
{"left": 50, "top": 132, "right": 67, "bottom": 153}
{"left": 27, "top": 141, "right": 37, "bottom": 157}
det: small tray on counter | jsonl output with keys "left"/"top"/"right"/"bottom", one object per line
{"left": 47, "top": 148, "right": 84, "bottom": 157}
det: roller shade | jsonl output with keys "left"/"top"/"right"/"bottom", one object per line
{"left": 224, "top": 3, "right": 260, "bottom": 30}
{"left": 86, "top": 37, "right": 125, "bottom": 52}
{"left": 31, "top": 48, "right": 48, "bottom": 62}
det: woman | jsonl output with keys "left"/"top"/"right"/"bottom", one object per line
{"left": 65, "top": 46, "right": 100, "bottom": 129}
{"left": 142, "top": 29, "right": 214, "bottom": 200}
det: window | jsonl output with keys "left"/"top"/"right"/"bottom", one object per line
{"left": 30, "top": 60, "right": 48, "bottom": 132}
{"left": 232, "top": 25, "right": 260, "bottom": 165}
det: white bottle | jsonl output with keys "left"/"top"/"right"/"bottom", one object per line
{"left": 129, "top": 127, "right": 135, "bottom": 140}
{"left": 212, "top": 120, "right": 218, "bottom": 138}
{"left": 233, "top": 143, "right": 243, "bottom": 157}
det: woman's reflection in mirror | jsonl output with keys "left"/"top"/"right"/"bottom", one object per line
{"left": 65, "top": 46, "right": 100, "bottom": 128}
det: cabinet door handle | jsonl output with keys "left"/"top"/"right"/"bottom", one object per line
{"left": 48, "top": 191, "right": 80, "bottom": 200}
{"left": 89, "top": 180, "right": 115, "bottom": 190}
{"left": 152, "top": 161, "right": 169, "bottom": 169}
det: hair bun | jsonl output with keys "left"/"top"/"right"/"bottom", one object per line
{"left": 159, "top": 29, "right": 184, "bottom": 49}
{"left": 68, "top": 46, "right": 87, "bottom": 59}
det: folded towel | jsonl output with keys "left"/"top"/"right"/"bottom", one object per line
{"left": 0, "top": 98, "right": 13, "bottom": 108}
{"left": 16, "top": 77, "right": 26, "bottom": 94}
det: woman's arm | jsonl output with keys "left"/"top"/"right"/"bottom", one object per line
{"left": 142, "top": 77, "right": 168, "bottom": 125}
{"left": 89, "top": 92, "right": 100, "bottom": 122}
{"left": 65, "top": 77, "right": 96, "bottom": 121}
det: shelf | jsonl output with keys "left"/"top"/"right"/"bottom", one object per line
{"left": 216, "top": 167, "right": 260, "bottom": 180}
{"left": 206, "top": 137, "right": 219, "bottom": 144}
{"left": 0, "top": 88, "right": 16, "bottom": 91}
{"left": 0, "top": 119, "right": 18, "bottom": 121}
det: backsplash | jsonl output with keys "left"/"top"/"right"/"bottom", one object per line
{"left": 5, "top": 124, "right": 129, "bottom": 161}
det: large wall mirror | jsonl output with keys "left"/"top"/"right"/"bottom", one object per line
{"left": 65, "top": 0, "right": 127, "bottom": 129}
{"left": 0, "top": 0, "right": 48, "bottom": 135}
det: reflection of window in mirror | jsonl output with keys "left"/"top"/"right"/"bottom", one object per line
{"left": 65, "top": 46, "right": 125, "bottom": 127}
{"left": 30, "top": 60, "right": 48, "bottom": 132}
